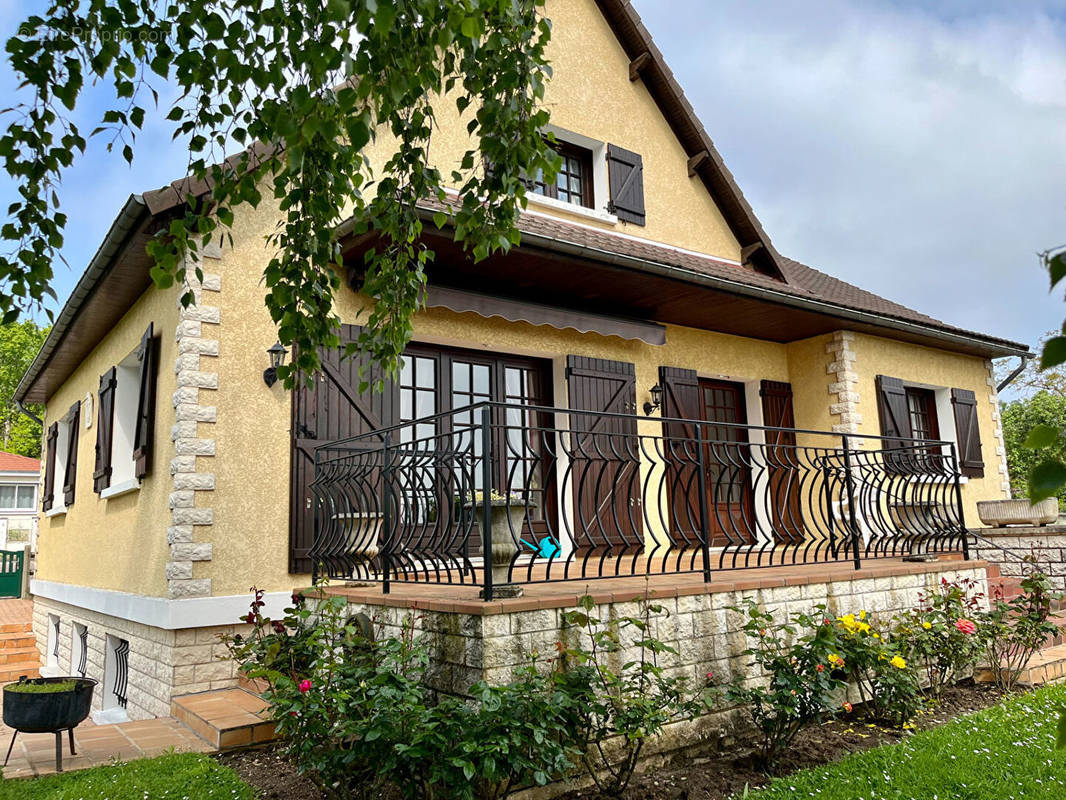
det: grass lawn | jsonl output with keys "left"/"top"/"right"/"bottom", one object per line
{"left": 749, "top": 682, "right": 1066, "bottom": 799}
{"left": 0, "top": 752, "right": 256, "bottom": 799}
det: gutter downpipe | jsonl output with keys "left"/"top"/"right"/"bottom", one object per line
{"left": 14, "top": 399, "right": 42, "bottom": 427}
{"left": 996, "top": 354, "right": 1034, "bottom": 394}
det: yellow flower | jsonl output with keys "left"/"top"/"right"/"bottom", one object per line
{"left": 858, "top": 622, "right": 871, "bottom": 634}
{"left": 873, "top": 633, "right": 880, "bottom": 639}
{"left": 859, "top": 610, "right": 867, "bottom": 621}
{"left": 922, "top": 621, "right": 932, "bottom": 630}
{"left": 891, "top": 655, "right": 907, "bottom": 670}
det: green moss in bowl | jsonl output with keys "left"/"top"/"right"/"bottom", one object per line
{"left": 6, "top": 680, "right": 77, "bottom": 694}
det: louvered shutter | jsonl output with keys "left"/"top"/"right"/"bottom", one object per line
{"left": 658, "top": 366, "right": 701, "bottom": 543}
{"left": 606, "top": 144, "right": 646, "bottom": 225}
{"left": 876, "top": 376, "right": 910, "bottom": 446}
{"left": 290, "top": 325, "right": 398, "bottom": 574}
{"left": 951, "top": 388, "right": 984, "bottom": 478}
{"left": 760, "top": 380, "right": 804, "bottom": 542}
{"left": 94, "top": 367, "right": 117, "bottom": 493}
{"left": 62, "top": 401, "right": 80, "bottom": 507}
{"left": 132, "top": 323, "right": 158, "bottom": 479}
{"left": 566, "top": 356, "right": 643, "bottom": 550}
{"left": 43, "top": 423, "right": 58, "bottom": 512}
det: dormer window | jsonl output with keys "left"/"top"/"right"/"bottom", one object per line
{"left": 529, "top": 141, "right": 594, "bottom": 209}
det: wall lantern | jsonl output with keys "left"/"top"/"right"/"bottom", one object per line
{"left": 263, "top": 342, "right": 288, "bottom": 388}
{"left": 643, "top": 383, "right": 663, "bottom": 416}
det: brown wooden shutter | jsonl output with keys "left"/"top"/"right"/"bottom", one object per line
{"left": 876, "top": 375, "right": 910, "bottom": 447}
{"left": 43, "top": 423, "right": 58, "bottom": 512}
{"left": 951, "top": 388, "right": 984, "bottom": 478}
{"left": 658, "top": 367, "right": 700, "bottom": 542}
{"left": 565, "top": 356, "right": 643, "bottom": 550}
{"left": 132, "top": 323, "right": 158, "bottom": 479}
{"left": 289, "top": 324, "right": 398, "bottom": 574}
{"left": 62, "top": 401, "right": 80, "bottom": 507}
{"left": 760, "top": 380, "right": 804, "bottom": 542}
{"left": 606, "top": 144, "right": 646, "bottom": 225}
{"left": 94, "top": 367, "right": 117, "bottom": 493}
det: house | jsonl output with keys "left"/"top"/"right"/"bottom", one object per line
{"left": 13, "top": 0, "right": 1026, "bottom": 723}
{"left": 0, "top": 450, "right": 40, "bottom": 555}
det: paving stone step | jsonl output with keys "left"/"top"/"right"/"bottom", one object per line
{"left": 0, "top": 622, "right": 32, "bottom": 635}
{"left": 0, "top": 645, "right": 38, "bottom": 665}
{"left": 171, "top": 688, "right": 277, "bottom": 751}
{"left": 0, "top": 660, "right": 40, "bottom": 682}
{"left": 977, "top": 642, "right": 1066, "bottom": 687}
{"left": 0, "top": 634, "right": 35, "bottom": 649}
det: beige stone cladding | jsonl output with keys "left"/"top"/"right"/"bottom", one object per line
{"left": 341, "top": 566, "right": 988, "bottom": 700}
{"left": 974, "top": 526, "right": 1066, "bottom": 591}
{"left": 32, "top": 595, "right": 243, "bottom": 720}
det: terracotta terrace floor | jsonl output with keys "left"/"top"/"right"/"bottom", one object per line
{"left": 317, "top": 553, "right": 988, "bottom": 614}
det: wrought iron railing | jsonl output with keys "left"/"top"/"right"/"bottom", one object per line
{"left": 113, "top": 639, "right": 129, "bottom": 709}
{"left": 310, "top": 402, "right": 969, "bottom": 599}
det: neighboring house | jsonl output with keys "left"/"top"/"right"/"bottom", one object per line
{"left": 14, "top": 0, "right": 1026, "bottom": 721}
{"left": 0, "top": 451, "right": 40, "bottom": 553}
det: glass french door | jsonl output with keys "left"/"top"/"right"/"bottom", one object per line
{"left": 700, "top": 380, "right": 755, "bottom": 546}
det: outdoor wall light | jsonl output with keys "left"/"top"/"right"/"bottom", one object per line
{"left": 643, "top": 383, "right": 663, "bottom": 416}
{"left": 264, "top": 342, "right": 288, "bottom": 388}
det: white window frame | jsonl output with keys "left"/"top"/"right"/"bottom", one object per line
{"left": 46, "top": 417, "right": 73, "bottom": 517}
{"left": 0, "top": 483, "right": 36, "bottom": 511}
{"left": 101, "top": 348, "right": 143, "bottom": 499}
{"left": 528, "top": 124, "right": 619, "bottom": 225}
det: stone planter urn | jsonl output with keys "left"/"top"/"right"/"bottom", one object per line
{"left": 976, "top": 498, "right": 1059, "bottom": 528}
{"left": 466, "top": 496, "right": 527, "bottom": 598}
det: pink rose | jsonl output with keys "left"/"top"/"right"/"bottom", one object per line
{"left": 298, "top": 679, "right": 312, "bottom": 693}
{"left": 955, "top": 619, "right": 977, "bottom": 635}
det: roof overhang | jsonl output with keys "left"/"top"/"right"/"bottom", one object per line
{"left": 15, "top": 195, "right": 156, "bottom": 405}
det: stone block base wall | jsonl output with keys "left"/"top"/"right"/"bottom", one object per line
{"left": 32, "top": 596, "right": 244, "bottom": 720}
{"left": 972, "top": 525, "right": 1066, "bottom": 592}
{"left": 338, "top": 564, "right": 989, "bottom": 702}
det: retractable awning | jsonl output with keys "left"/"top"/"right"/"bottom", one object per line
{"left": 424, "top": 286, "right": 667, "bottom": 346}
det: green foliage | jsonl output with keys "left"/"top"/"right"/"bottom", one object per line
{"left": 2, "top": 1, "right": 558, "bottom": 387}
{"left": 721, "top": 601, "right": 845, "bottom": 767}
{"left": 223, "top": 588, "right": 576, "bottom": 800}
{"left": 1003, "top": 387, "right": 1066, "bottom": 504}
{"left": 0, "top": 321, "right": 48, "bottom": 457}
{"left": 980, "top": 571, "right": 1062, "bottom": 691}
{"left": 831, "top": 610, "right": 922, "bottom": 729}
{"left": 748, "top": 682, "right": 1066, "bottom": 799}
{"left": 0, "top": 752, "right": 256, "bottom": 798}
{"left": 557, "top": 593, "right": 701, "bottom": 797}
{"left": 5, "top": 679, "right": 76, "bottom": 693}
{"left": 893, "top": 576, "right": 984, "bottom": 697}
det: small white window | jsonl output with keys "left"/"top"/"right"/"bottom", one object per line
{"left": 109, "top": 350, "right": 142, "bottom": 490}
{"left": 0, "top": 485, "right": 35, "bottom": 510}
{"left": 46, "top": 614, "right": 60, "bottom": 670}
{"left": 71, "top": 623, "right": 88, "bottom": 678}
{"left": 48, "top": 416, "right": 74, "bottom": 513}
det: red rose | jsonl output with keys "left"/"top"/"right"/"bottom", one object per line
{"left": 299, "top": 679, "right": 312, "bottom": 693}
{"left": 954, "top": 619, "right": 977, "bottom": 635}
{"left": 816, "top": 664, "right": 825, "bottom": 672}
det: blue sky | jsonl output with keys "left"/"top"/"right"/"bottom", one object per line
{"left": 2, "top": 0, "right": 1065, "bottom": 372}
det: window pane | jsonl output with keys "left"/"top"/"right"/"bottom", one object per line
{"left": 416, "top": 389, "right": 435, "bottom": 418}
{"left": 399, "top": 357, "right": 412, "bottom": 386}
{"left": 0, "top": 485, "right": 14, "bottom": 508}
{"left": 452, "top": 362, "right": 469, "bottom": 393}
{"left": 415, "top": 357, "right": 435, "bottom": 389}
{"left": 16, "top": 486, "right": 34, "bottom": 509}
{"left": 472, "top": 365, "right": 490, "bottom": 396}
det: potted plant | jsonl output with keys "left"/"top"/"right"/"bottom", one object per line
{"left": 976, "top": 497, "right": 1059, "bottom": 527}
{"left": 461, "top": 490, "right": 527, "bottom": 597}
{"left": 3, "top": 676, "right": 97, "bottom": 772}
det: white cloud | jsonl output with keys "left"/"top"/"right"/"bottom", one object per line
{"left": 634, "top": 0, "right": 1066, "bottom": 354}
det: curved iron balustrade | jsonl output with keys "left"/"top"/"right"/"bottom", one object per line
{"left": 309, "top": 402, "right": 970, "bottom": 600}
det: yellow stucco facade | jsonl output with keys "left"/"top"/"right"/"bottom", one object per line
{"left": 35, "top": 283, "right": 180, "bottom": 598}
{"left": 30, "top": 0, "right": 1011, "bottom": 604}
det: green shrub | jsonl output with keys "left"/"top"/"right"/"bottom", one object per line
{"left": 722, "top": 601, "right": 844, "bottom": 767}
{"left": 831, "top": 610, "right": 922, "bottom": 728}
{"left": 894, "top": 576, "right": 984, "bottom": 696}
{"left": 980, "top": 571, "right": 1062, "bottom": 690}
{"left": 223, "top": 588, "right": 576, "bottom": 800}
{"left": 5, "top": 679, "right": 77, "bottom": 694}
{"left": 557, "top": 593, "right": 701, "bottom": 797}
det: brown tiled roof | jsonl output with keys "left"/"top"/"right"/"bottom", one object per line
{"left": 0, "top": 452, "right": 40, "bottom": 473}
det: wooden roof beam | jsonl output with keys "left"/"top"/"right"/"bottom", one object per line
{"left": 629, "top": 51, "right": 651, "bottom": 82}
{"left": 687, "top": 150, "right": 710, "bottom": 177}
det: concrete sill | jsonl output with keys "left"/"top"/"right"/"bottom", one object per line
{"left": 101, "top": 478, "right": 140, "bottom": 500}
